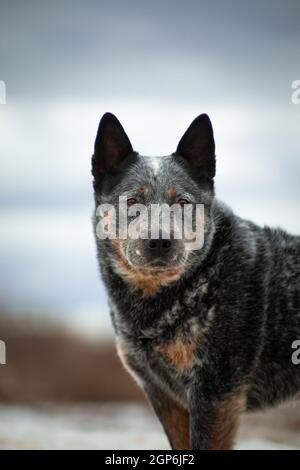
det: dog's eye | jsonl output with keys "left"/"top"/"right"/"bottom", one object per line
{"left": 177, "top": 198, "right": 190, "bottom": 205}
{"left": 127, "top": 197, "right": 138, "bottom": 206}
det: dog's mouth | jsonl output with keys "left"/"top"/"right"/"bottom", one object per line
{"left": 111, "top": 239, "right": 187, "bottom": 295}
{"left": 126, "top": 249, "right": 187, "bottom": 271}
{"left": 143, "top": 259, "right": 169, "bottom": 268}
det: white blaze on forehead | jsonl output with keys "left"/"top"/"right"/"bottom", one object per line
{"left": 147, "top": 156, "right": 163, "bottom": 176}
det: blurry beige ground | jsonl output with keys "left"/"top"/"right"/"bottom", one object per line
{"left": 1, "top": 312, "right": 300, "bottom": 449}
{"left": 0, "top": 402, "right": 300, "bottom": 449}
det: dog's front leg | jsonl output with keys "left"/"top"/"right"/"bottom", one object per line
{"left": 116, "top": 338, "right": 190, "bottom": 449}
{"left": 188, "top": 383, "right": 246, "bottom": 450}
{"left": 144, "top": 383, "right": 190, "bottom": 450}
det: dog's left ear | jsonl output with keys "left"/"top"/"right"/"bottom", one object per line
{"left": 175, "top": 114, "right": 215, "bottom": 179}
{"left": 92, "top": 112, "right": 134, "bottom": 179}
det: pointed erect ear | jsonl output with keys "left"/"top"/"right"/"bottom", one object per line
{"left": 175, "top": 114, "right": 216, "bottom": 179}
{"left": 92, "top": 113, "right": 134, "bottom": 178}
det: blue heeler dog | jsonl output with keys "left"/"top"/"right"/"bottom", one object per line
{"left": 92, "top": 112, "right": 300, "bottom": 450}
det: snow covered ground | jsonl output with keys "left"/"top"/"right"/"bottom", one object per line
{"left": 0, "top": 402, "right": 300, "bottom": 450}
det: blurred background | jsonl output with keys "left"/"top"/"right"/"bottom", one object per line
{"left": 0, "top": 0, "right": 299, "bottom": 449}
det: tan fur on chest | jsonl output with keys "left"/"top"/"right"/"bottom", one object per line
{"left": 155, "top": 333, "right": 203, "bottom": 371}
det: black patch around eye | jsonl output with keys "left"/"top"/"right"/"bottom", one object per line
{"left": 177, "top": 198, "right": 190, "bottom": 205}
{"left": 127, "top": 198, "right": 138, "bottom": 206}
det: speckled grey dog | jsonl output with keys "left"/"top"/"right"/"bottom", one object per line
{"left": 92, "top": 112, "right": 300, "bottom": 450}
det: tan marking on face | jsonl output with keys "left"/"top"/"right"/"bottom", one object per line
{"left": 155, "top": 333, "right": 203, "bottom": 371}
{"left": 167, "top": 187, "right": 177, "bottom": 198}
{"left": 208, "top": 388, "right": 247, "bottom": 450}
{"left": 138, "top": 186, "right": 148, "bottom": 194}
{"left": 111, "top": 240, "right": 183, "bottom": 296}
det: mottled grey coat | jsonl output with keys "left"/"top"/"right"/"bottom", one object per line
{"left": 92, "top": 113, "right": 300, "bottom": 450}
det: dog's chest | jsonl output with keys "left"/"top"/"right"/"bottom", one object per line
{"left": 113, "top": 281, "right": 213, "bottom": 393}
{"left": 151, "top": 319, "right": 204, "bottom": 374}
{"left": 116, "top": 312, "right": 211, "bottom": 399}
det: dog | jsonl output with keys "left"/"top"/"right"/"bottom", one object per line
{"left": 92, "top": 112, "right": 300, "bottom": 450}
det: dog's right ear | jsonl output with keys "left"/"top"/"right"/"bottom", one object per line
{"left": 175, "top": 114, "right": 216, "bottom": 180}
{"left": 92, "top": 113, "right": 134, "bottom": 180}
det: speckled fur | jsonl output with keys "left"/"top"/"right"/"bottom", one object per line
{"left": 91, "top": 113, "right": 300, "bottom": 449}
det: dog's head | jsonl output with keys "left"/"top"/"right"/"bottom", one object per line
{"left": 92, "top": 113, "right": 216, "bottom": 295}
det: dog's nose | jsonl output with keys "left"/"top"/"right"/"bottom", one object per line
{"left": 147, "top": 239, "right": 172, "bottom": 255}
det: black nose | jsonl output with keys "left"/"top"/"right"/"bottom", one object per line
{"left": 147, "top": 239, "right": 172, "bottom": 254}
